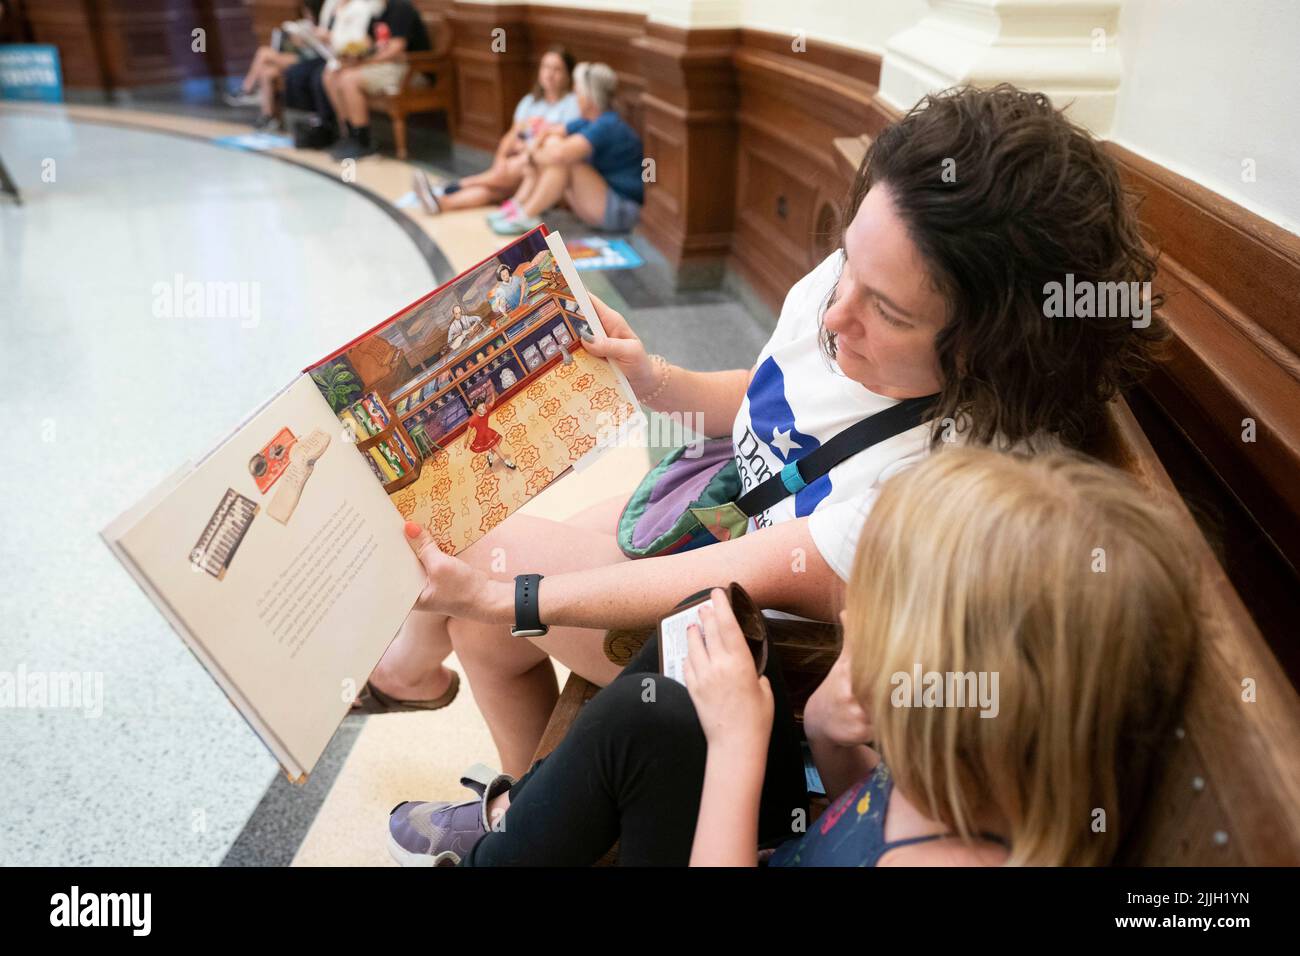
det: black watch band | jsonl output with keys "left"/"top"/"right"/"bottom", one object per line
{"left": 511, "top": 573, "right": 548, "bottom": 638}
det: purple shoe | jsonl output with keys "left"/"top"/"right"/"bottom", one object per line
{"left": 388, "top": 764, "right": 514, "bottom": 867}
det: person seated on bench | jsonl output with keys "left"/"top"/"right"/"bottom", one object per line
{"left": 487, "top": 62, "right": 643, "bottom": 235}
{"left": 281, "top": 0, "right": 372, "bottom": 148}
{"left": 225, "top": 0, "right": 330, "bottom": 132}
{"left": 323, "top": 0, "right": 431, "bottom": 161}
{"left": 355, "top": 85, "right": 1165, "bottom": 783}
{"left": 388, "top": 447, "right": 1202, "bottom": 866}
{"left": 414, "top": 45, "right": 579, "bottom": 215}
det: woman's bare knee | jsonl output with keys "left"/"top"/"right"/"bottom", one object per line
{"left": 447, "top": 613, "right": 547, "bottom": 676}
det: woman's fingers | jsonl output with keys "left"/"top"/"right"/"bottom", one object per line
{"left": 587, "top": 293, "right": 636, "bottom": 340}
{"left": 686, "top": 621, "right": 709, "bottom": 672}
{"left": 698, "top": 594, "right": 745, "bottom": 663}
{"left": 404, "top": 521, "right": 452, "bottom": 579}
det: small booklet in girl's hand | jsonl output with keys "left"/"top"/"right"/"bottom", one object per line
{"left": 657, "top": 583, "right": 770, "bottom": 686}
{"left": 102, "top": 227, "right": 638, "bottom": 782}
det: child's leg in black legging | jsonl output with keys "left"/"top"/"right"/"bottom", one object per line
{"left": 463, "top": 634, "right": 808, "bottom": 866}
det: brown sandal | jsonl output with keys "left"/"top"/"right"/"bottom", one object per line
{"left": 352, "top": 670, "right": 460, "bottom": 714}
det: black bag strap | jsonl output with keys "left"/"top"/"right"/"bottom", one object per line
{"left": 734, "top": 394, "right": 937, "bottom": 518}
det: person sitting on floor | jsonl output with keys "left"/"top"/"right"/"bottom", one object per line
{"left": 322, "top": 0, "right": 431, "bottom": 161}
{"left": 488, "top": 61, "right": 643, "bottom": 236}
{"left": 388, "top": 447, "right": 1202, "bottom": 866}
{"left": 414, "top": 45, "right": 580, "bottom": 215}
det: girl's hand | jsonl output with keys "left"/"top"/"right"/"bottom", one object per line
{"left": 683, "top": 590, "right": 774, "bottom": 752}
{"left": 804, "top": 650, "right": 874, "bottom": 748}
{"left": 404, "top": 522, "right": 492, "bottom": 620}
{"left": 582, "top": 294, "right": 656, "bottom": 397}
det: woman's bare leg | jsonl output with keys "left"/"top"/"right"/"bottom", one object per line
{"left": 240, "top": 46, "right": 272, "bottom": 92}
{"left": 436, "top": 183, "right": 512, "bottom": 211}
{"left": 449, "top": 511, "right": 629, "bottom": 775}
{"left": 518, "top": 161, "right": 574, "bottom": 217}
{"left": 368, "top": 610, "right": 456, "bottom": 700}
{"left": 508, "top": 165, "right": 540, "bottom": 209}
{"left": 459, "top": 160, "right": 522, "bottom": 193}
{"left": 562, "top": 162, "right": 611, "bottom": 226}
{"left": 367, "top": 493, "right": 631, "bottom": 775}
{"left": 258, "top": 66, "right": 281, "bottom": 117}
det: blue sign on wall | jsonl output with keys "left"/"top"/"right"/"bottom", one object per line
{"left": 0, "top": 45, "right": 63, "bottom": 102}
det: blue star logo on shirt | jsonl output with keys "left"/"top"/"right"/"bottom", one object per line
{"left": 770, "top": 426, "right": 801, "bottom": 457}
{"left": 745, "top": 356, "right": 832, "bottom": 516}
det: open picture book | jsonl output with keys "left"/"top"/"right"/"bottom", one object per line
{"left": 103, "top": 227, "right": 639, "bottom": 781}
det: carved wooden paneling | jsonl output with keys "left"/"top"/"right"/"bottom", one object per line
{"left": 728, "top": 32, "right": 881, "bottom": 310}
{"left": 445, "top": 2, "right": 531, "bottom": 151}
{"left": 25, "top": 0, "right": 111, "bottom": 89}
{"left": 196, "top": 0, "right": 257, "bottom": 77}
{"left": 30, "top": 0, "right": 260, "bottom": 90}
{"left": 94, "top": 0, "right": 210, "bottom": 87}
{"left": 632, "top": 23, "right": 737, "bottom": 281}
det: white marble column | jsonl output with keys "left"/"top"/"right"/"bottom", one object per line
{"left": 879, "top": 0, "right": 1124, "bottom": 134}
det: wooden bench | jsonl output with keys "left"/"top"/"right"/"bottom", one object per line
{"left": 364, "top": 12, "right": 455, "bottom": 160}
{"left": 532, "top": 399, "right": 1300, "bottom": 865}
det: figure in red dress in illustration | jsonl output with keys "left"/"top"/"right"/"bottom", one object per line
{"left": 466, "top": 397, "right": 517, "bottom": 470}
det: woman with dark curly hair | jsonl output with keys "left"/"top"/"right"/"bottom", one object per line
{"left": 366, "top": 86, "right": 1166, "bottom": 853}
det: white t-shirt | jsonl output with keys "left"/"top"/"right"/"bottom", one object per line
{"left": 730, "top": 251, "right": 936, "bottom": 581}
{"left": 327, "top": 0, "right": 383, "bottom": 51}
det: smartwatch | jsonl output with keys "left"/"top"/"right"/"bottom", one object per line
{"left": 511, "top": 573, "right": 548, "bottom": 638}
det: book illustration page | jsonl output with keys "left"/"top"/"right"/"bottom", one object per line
{"left": 115, "top": 374, "right": 424, "bottom": 775}
{"left": 306, "top": 227, "right": 638, "bottom": 555}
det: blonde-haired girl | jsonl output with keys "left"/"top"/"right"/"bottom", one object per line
{"left": 793, "top": 447, "right": 1202, "bottom": 866}
{"left": 388, "top": 447, "right": 1202, "bottom": 867}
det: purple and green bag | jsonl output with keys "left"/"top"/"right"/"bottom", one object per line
{"left": 616, "top": 395, "right": 937, "bottom": 560}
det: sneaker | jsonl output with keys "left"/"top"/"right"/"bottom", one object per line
{"left": 223, "top": 90, "right": 261, "bottom": 108}
{"left": 486, "top": 199, "right": 519, "bottom": 225}
{"left": 330, "top": 133, "right": 378, "bottom": 162}
{"left": 388, "top": 764, "right": 514, "bottom": 866}
{"left": 489, "top": 210, "right": 542, "bottom": 236}
{"left": 294, "top": 120, "right": 338, "bottom": 150}
{"left": 253, "top": 114, "right": 282, "bottom": 133}
{"left": 413, "top": 169, "right": 442, "bottom": 214}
